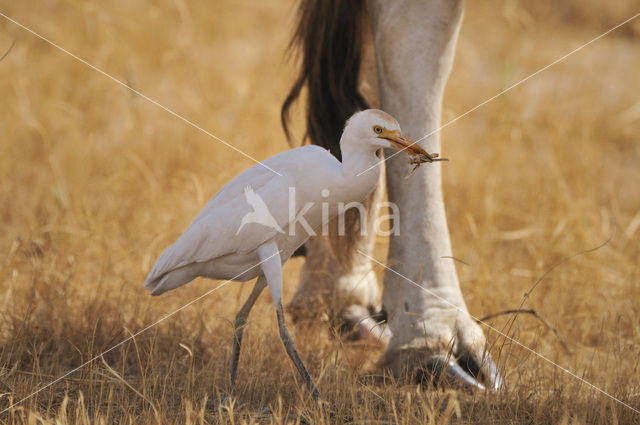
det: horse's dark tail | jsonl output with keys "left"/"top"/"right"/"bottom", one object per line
{"left": 281, "top": 0, "right": 369, "bottom": 160}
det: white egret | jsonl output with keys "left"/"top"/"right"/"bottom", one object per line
{"left": 143, "top": 109, "right": 437, "bottom": 401}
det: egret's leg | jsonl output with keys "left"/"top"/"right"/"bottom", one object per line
{"left": 275, "top": 301, "right": 322, "bottom": 400}
{"left": 256, "top": 241, "right": 322, "bottom": 400}
{"left": 229, "top": 276, "right": 267, "bottom": 390}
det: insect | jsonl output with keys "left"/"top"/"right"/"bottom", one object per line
{"left": 405, "top": 151, "right": 448, "bottom": 178}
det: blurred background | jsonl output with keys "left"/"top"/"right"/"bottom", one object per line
{"left": 0, "top": 1, "right": 638, "bottom": 423}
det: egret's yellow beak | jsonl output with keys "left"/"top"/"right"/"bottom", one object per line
{"left": 378, "top": 129, "right": 439, "bottom": 161}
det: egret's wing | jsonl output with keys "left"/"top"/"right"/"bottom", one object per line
{"left": 230, "top": 175, "right": 292, "bottom": 253}
{"left": 144, "top": 166, "right": 295, "bottom": 287}
{"left": 228, "top": 145, "right": 341, "bottom": 253}
{"left": 144, "top": 145, "right": 340, "bottom": 289}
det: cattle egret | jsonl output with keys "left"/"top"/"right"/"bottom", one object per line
{"left": 143, "top": 109, "right": 438, "bottom": 401}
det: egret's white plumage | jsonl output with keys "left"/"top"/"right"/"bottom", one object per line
{"left": 143, "top": 109, "right": 432, "bottom": 401}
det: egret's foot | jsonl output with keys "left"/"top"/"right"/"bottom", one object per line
{"left": 260, "top": 397, "right": 349, "bottom": 424}
{"left": 383, "top": 313, "right": 504, "bottom": 392}
{"left": 297, "top": 400, "right": 351, "bottom": 425}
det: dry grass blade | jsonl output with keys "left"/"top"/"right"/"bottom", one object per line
{"left": 0, "top": 40, "right": 14, "bottom": 63}
{"left": 478, "top": 308, "right": 572, "bottom": 354}
{"left": 99, "top": 356, "right": 159, "bottom": 419}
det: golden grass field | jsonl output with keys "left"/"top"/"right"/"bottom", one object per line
{"left": 1, "top": 0, "right": 639, "bottom": 423}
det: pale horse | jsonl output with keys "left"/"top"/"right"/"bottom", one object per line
{"left": 282, "top": 0, "right": 502, "bottom": 390}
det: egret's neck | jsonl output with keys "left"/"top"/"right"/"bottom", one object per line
{"left": 338, "top": 141, "right": 382, "bottom": 204}
{"left": 340, "top": 142, "right": 382, "bottom": 179}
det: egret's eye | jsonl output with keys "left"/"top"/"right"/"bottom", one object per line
{"left": 373, "top": 126, "right": 383, "bottom": 134}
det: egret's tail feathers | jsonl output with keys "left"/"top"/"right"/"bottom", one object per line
{"left": 143, "top": 266, "right": 198, "bottom": 296}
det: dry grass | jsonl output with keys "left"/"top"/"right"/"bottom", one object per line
{"left": 0, "top": 0, "right": 639, "bottom": 423}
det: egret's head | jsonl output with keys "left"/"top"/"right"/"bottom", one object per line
{"left": 342, "top": 109, "right": 430, "bottom": 157}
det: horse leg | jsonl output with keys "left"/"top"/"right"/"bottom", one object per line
{"left": 288, "top": 183, "right": 390, "bottom": 346}
{"left": 370, "top": 0, "right": 502, "bottom": 390}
